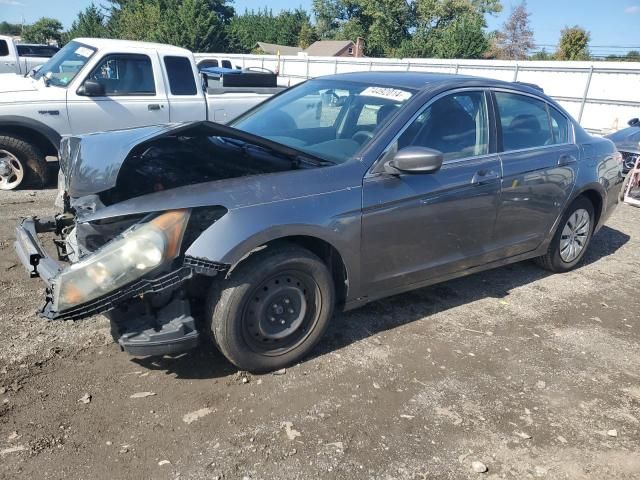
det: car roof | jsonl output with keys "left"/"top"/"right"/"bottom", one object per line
{"left": 316, "top": 71, "right": 542, "bottom": 96}
{"left": 74, "top": 37, "right": 192, "bottom": 55}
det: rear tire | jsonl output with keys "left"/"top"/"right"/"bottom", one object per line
{"left": 0, "top": 135, "right": 48, "bottom": 190}
{"left": 206, "top": 244, "right": 335, "bottom": 372}
{"left": 535, "top": 196, "right": 595, "bottom": 272}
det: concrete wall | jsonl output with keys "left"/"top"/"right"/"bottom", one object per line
{"left": 196, "top": 52, "right": 640, "bottom": 134}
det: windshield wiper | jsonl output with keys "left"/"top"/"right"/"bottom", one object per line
{"left": 217, "top": 136, "right": 334, "bottom": 167}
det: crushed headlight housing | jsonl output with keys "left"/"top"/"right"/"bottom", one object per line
{"left": 52, "top": 209, "right": 190, "bottom": 313}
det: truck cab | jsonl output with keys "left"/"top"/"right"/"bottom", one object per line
{"left": 0, "top": 38, "right": 282, "bottom": 190}
{"left": 0, "top": 35, "right": 57, "bottom": 75}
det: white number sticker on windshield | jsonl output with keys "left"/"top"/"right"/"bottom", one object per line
{"left": 75, "top": 47, "right": 93, "bottom": 58}
{"left": 360, "top": 87, "right": 412, "bottom": 102}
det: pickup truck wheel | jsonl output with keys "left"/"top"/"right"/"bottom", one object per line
{"left": 0, "top": 136, "right": 48, "bottom": 190}
{"left": 535, "top": 196, "right": 595, "bottom": 273}
{"left": 206, "top": 244, "right": 335, "bottom": 373}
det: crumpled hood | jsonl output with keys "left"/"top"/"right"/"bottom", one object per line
{"left": 605, "top": 126, "right": 640, "bottom": 154}
{"left": 0, "top": 73, "right": 38, "bottom": 94}
{"left": 60, "top": 124, "right": 182, "bottom": 197}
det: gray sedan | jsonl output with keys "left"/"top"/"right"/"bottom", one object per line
{"left": 15, "top": 72, "right": 624, "bottom": 372}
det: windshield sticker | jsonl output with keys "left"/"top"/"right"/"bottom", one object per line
{"left": 75, "top": 47, "right": 93, "bottom": 58}
{"left": 360, "top": 86, "right": 412, "bottom": 102}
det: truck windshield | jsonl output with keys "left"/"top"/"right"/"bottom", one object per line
{"left": 33, "top": 41, "right": 96, "bottom": 87}
{"left": 230, "top": 79, "right": 415, "bottom": 164}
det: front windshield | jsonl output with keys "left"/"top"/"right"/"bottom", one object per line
{"left": 231, "top": 79, "right": 415, "bottom": 164}
{"left": 33, "top": 41, "right": 96, "bottom": 87}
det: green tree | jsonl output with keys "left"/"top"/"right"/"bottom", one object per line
{"left": 111, "top": 0, "right": 162, "bottom": 42}
{"left": 22, "top": 17, "right": 63, "bottom": 44}
{"left": 626, "top": 50, "right": 640, "bottom": 62}
{"left": 530, "top": 48, "right": 552, "bottom": 60}
{"left": 426, "top": 12, "right": 489, "bottom": 58}
{"left": 298, "top": 21, "right": 318, "bottom": 49}
{"left": 65, "top": 4, "right": 109, "bottom": 42}
{"left": 157, "top": 0, "right": 226, "bottom": 52}
{"left": 0, "top": 21, "right": 22, "bottom": 36}
{"left": 556, "top": 25, "right": 590, "bottom": 61}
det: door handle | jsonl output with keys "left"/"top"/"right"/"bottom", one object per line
{"left": 147, "top": 104, "right": 162, "bottom": 111}
{"left": 471, "top": 169, "right": 500, "bottom": 185}
{"left": 557, "top": 154, "right": 577, "bottom": 166}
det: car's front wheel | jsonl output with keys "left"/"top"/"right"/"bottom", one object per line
{"left": 206, "top": 243, "right": 335, "bottom": 372}
{"left": 536, "top": 196, "right": 595, "bottom": 272}
{"left": 0, "top": 135, "right": 48, "bottom": 190}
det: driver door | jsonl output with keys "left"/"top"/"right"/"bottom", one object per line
{"left": 361, "top": 90, "right": 503, "bottom": 298}
{"left": 67, "top": 53, "right": 169, "bottom": 134}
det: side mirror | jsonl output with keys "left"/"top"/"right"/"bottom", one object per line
{"left": 629, "top": 118, "right": 640, "bottom": 127}
{"left": 78, "top": 79, "right": 105, "bottom": 97}
{"left": 385, "top": 146, "right": 444, "bottom": 174}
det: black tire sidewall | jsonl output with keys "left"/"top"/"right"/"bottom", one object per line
{"left": 0, "top": 135, "right": 48, "bottom": 189}
{"left": 548, "top": 197, "right": 595, "bottom": 271}
{"left": 207, "top": 245, "right": 335, "bottom": 372}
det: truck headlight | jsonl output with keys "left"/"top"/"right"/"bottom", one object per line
{"left": 52, "top": 210, "right": 190, "bottom": 313}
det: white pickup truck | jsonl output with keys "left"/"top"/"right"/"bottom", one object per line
{"left": 0, "top": 35, "right": 59, "bottom": 75}
{"left": 0, "top": 38, "right": 284, "bottom": 190}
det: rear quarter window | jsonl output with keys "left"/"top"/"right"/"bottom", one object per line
{"left": 164, "top": 56, "right": 198, "bottom": 95}
{"left": 0, "top": 40, "right": 8, "bottom": 57}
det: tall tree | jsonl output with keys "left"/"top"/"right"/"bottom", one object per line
{"left": 556, "top": 25, "right": 590, "bottom": 60}
{"left": 157, "top": 0, "right": 227, "bottom": 52}
{"left": 65, "top": 4, "right": 109, "bottom": 42}
{"left": 298, "top": 21, "right": 318, "bottom": 49}
{"left": 22, "top": 17, "right": 64, "bottom": 44}
{"left": 495, "top": 1, "right": 533, "bottom": 60}
{"left": 0, "top": 21, "right": 22, "bottom": 36}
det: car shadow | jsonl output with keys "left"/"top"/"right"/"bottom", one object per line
{"left": 132, "top": 225, "right": 629, "bottom": 380}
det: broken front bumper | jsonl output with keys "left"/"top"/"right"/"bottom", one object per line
{"left": 14, "top": 216, "right": 227, "bottom": 356}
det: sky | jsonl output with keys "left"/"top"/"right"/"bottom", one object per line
{"left": 1, "top": 0, "right": 639, "bottom": 55}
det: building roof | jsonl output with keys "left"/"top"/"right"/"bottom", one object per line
{"left": 304, "top": 40, "right": 355, "bottom": 57}
{"left": 254, "top": 42, "right": 303, "bottom": 56}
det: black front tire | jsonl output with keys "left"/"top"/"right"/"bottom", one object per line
{"left": 206, "top": 244, "right": 335, "bottom": 372}
{"left": 0, "top": 135, "right": 48, "bottom": 190}
{"left": 536, "top": 196, "right": 595, "bottom": 273}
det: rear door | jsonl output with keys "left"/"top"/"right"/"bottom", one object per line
{"left": 161, "top": 55, "right": 207, "bottom": 122}
{"left": 67, "top": 52, "right": 170, "bottom": 134}
{"left": 492, "top": 90, "right": 579, "bottom": 257}
{"left": 361, "top": 90, "right": 503, "bottom": 297}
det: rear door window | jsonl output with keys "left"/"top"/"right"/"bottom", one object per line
{"left": 495, "top": 92, "right": 553, "bottom": 151}
{"left": 164, "top": 56, "right": 197, "bottom": 95}
{"left": 0, "top": 40, "right": 8, "bottom": 57}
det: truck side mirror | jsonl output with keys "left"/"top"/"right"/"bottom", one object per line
{"left": 78, "top": 79, "right": 105, "bottom": 97}
{"left": 629, "top": 118, "right": 640, "bottom": 127}
{"left": 384, "top": 146, "right": 444, "bottom": 174}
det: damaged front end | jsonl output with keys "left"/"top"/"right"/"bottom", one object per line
{"left": 15, "top": 208, "right": 229, "bottom": 355}
{"left": 14, "top": 120, "right": 320, "bottom": 356}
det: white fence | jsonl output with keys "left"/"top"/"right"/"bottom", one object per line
{"left": 195, "top": 53, "right": 640, "bottom": 134}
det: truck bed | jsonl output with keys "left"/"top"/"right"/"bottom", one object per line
{"left": 205, "top": 87, "right": 286, "bottom": 123}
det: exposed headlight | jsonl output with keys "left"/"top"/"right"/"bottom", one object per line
{"left": 52, "top": 210, "right": 190, "bottom": 313}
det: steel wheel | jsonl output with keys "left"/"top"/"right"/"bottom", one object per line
{"left": 559, "top": 208, "right": 590, "bottom": 263}
{"left": 241, "top": 270, "right": 321, "bottom": 356}
{"left": 0, "top": 149, "right": 25, "bottom": 190}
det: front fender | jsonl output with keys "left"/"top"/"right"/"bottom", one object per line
{"left": 185, "top": 187, "right": 363, "bottom": 300}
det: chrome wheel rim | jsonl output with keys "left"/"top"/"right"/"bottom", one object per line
{"left": 0, "top": 149, "right": 24, "bottom": 190}
{"left": 559, "top": 208, "right": 590, "bottom": 263}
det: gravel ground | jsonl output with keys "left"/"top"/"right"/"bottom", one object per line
{"left": 0, "top": 187, "right": 639, "bottom": 480}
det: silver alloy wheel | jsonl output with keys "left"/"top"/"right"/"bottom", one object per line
{"left": 0, "top": 149, "right": 25, "bottom": 190}
{"left": 559, "top": 208, "right": 590, "bottom": 263}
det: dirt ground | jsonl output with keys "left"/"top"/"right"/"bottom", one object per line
{"left": 0, "top": 185, "right": 639, "bottom": 480}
